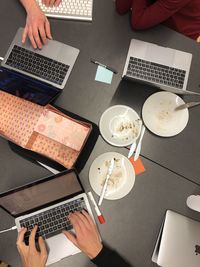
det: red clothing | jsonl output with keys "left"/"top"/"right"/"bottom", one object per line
{"left": 115, "top": 0, "right": 200, "bottom": 40}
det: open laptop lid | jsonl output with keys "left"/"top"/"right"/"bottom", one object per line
{"left": 123, "top": 39, "right": 200, "bottom": 96}
{"left": 0, "top": 169, "right": 84, "bottom": 218}
{"left": 0, "top": 66, "right": 60, "bottom": 105}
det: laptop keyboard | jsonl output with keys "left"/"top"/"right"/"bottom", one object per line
{"left": 5, "top": 45, "right": 69, "bottom": 85}
{"left": 36, "top": 0, "right": 93, "bottom": 21}
{"left": 126, "top": 57, "right": 186, "bottom": 89}
{"left": 19, "top": 197, "right": 86, "bottom": 244}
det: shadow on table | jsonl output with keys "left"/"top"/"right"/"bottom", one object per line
{"left": 110, "top": 79, "right": 162, "bottom": 116}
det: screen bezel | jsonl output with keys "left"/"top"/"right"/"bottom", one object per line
{"left": 0, "top": 66, "right": 61, "bottom": 106}
{"left": 0, "top": 169, "right": 84, "bottom": 218}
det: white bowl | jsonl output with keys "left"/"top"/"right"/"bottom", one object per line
{"left": 89, "top": 152, "right": 135, "bottom": 200}
{"left": 142, "top": 91, "right": 189, "bottom": 137}
{"left": 99, "top": 105, "right": 142, "bottom": 147}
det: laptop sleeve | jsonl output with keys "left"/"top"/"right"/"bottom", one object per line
{"left": 0, "top": 90, "right": 95, "bottom": 169}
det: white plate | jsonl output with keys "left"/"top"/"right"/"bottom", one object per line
{"left": 142, "top": 92, "right": 189, "bottom": 137}
{"left": 99, "top": 105, "right": 142, "bottom": 147}
{"left": 89, "top": 152, "right": 135, "bottom": 200}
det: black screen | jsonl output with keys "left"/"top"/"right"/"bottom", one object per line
{"left": 0, "top": 67, "right": 60, "bottom": 105}
{"left": 0, "top": 171, "right": 82, "bottom": 216}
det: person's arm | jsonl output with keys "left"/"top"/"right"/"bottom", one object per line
{"left": 115, "top": 0, "right": 132, "bottom": 15}
{"left": 20, "top": 0, "right": 52, "bottom": 49}
{"left": 63, "top": 211, "right": 133, "bottom": 267}
{"left": 63, "top": 210, "right": 103, "bottom": 259}
{"left": 131, "top": 0, "right": 191, "bottom": 30}
{"left": 91, "top": 245, "right": 133, "bottom": 267}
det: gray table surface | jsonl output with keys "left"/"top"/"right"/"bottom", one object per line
{"left": 1, "top": 138, "right": 200, "bottom": 267}
{"left": 0, "top": 0, "right": 200, "bottom": 266}
{"left": 0, "top": 0, "right": 200, "bottom": 184}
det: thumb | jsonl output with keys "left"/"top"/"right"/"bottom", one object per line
{"left": 38, "top": 236, "right": 47, "bottom": 259}
{"left": 63, "top": 230, "right": 78, "bottom": 248}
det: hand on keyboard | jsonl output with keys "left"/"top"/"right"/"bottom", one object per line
{"left": 63, "top": 210, "right": 103, "bottom": 259}
{"left": 42, "top": 0, "right": 62, "bottom": 7}
{"left": 22, "top": 0, "right": 52, "bottom": 49}
{"left": 16, "top": 225, "right": 47, "bottom": 267}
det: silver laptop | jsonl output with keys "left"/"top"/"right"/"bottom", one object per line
{"left": 123, "top": 39, "right": 198, "bottom": 95}
{"left": 0, "top": 169, "right": 95, "bottom": 266}
{"left": 36, "top": 0, "right": 93, "bottom": 21}
{"left": 1, "top": 28, "right": 79, "bottom": 104}
{"left": 152, "top": 210, "right": 200, "bottom": 267}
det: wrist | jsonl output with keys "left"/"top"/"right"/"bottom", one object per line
{"left": 88, "top": 244, "right": 103, "bottom": 259}
{"left": 20, "top": 0, "right": 39, "bottom": 13}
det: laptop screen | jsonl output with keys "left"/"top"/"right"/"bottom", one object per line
{"left": 0, "top": 67, "right": 60, "bottom": 106}
{"left": 0, "top": 170, "right": 83, "bottom": 217}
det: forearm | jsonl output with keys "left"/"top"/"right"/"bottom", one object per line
{"left": 91, "top": 245, "right": 133, "bottom": 267}
{"left": 131, "top": 0, "right": 191, "bottom": 30}
{"left": 20, "top": 0, "right": 38, "bottom": 13}
{"left": 115, "top": 0, "right": 132, "bottom": 15}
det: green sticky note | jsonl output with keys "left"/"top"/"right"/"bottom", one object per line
{"left": 95, "top": 65, "right": 113, "bottom": 84}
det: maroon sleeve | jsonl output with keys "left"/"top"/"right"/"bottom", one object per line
{"left": 115, "top": 0, "right": 132, "bottom": 15}
{"left": 131, "top": 0, "right": 191, "bottom": 30}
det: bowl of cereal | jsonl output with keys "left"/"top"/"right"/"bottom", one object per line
{"left": 99, "top": 105, "right": 142, "bottom": 147}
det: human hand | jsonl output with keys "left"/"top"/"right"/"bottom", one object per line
{"left": 63, "top": 210, "right": 103, "bottom": 259}
{"left": 42, "top": 0, "right": 62, "bottom": 7}
{"left": 22, "top": 2, "right": 52, "bottom": 49}
{"left": 16, "top": 225, "right": 47, "bottom": 267}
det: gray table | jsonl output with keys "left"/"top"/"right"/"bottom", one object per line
{"left": 0, "top": 0, "right": 200, "bottom": 266}
{"left": 1, "top": 138, "right": 200, "bottom": 267}
{"left": 0, "top": 0, "right": 200, "bottom": 184}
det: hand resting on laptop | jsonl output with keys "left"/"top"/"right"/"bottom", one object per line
{"left": 20, "top": 0, "right": 61, "bottom": 49}
{"left": 63, "top": 210, "right": 103, "bottom": 259}
{"left": 16, "top": 225, "right": 47, "bottom": 267}
{"left": 17, "top": 210, "right": 102, "bottom": 267}
{"left": 17, "top": 210, "right": 132, "bottom": 267}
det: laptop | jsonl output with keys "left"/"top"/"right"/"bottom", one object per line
{"left": 152, "top": 210, "right": 200, "bottom": 267}
{"left": 123, "top": 39, "right": 199, "bottom": 95}
{"left": 0, "top": 169, "right": 95, "bottom": 265}
{"left": 36, "top": 0, "right": 93, "bottom": 21}
{"left": 0, "top": 28, "right": 79, "bottom": 105}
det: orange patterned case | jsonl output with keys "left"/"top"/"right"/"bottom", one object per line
{"left": 0, "top": 91, "right": 92, "bottom": 168}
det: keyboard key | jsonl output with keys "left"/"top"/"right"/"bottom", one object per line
{"left": 6, "top": 45, "right": 69, "bottom": 86}
{"left": 19, "top": 197, "right": 86, "bottom": 241}
{"left": 126, "top": 57, "right": 185, "bottom": 89}
{"left": 36, "top": 0, "right": 93, "bottom": 21}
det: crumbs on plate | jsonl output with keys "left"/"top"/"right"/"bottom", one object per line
{"left": 97, "top": 158, "right": 124, "bottom": 190}
{"left": 111, "top": 118, "right": 140, "bottom": 141}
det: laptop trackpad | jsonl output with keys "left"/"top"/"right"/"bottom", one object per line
{"left": 46, "top": 233, "right": 80, "bottom": 265}
{"left": 26, "top": 40, "right": 61, "bottom": 60}
{"left": 145, "top": 44, "right": 175, "bottom": 66}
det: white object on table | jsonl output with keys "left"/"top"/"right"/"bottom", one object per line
{"left": 37, "top": 161, "right": 60, "bottom": 174}
{"left": 88, "top": 191, "right": 105, "bottom": 224}
{"left": 142, "top": 92, "right": 189, "bottom": 137}
{"left": 134, "top": 125, "right": 146, "bottom": 161}
{"left": 99, "top": 105, "right": 142, "bottom": 147}
{"left": 98, "top": 158, "right": 115, "bottom": 206}
{"left": 187, "top": 195, "right": 200, "bottom": 212}
{"left": 89, "top": 152, "right": 135, "bottom": 200}
{"left": 128, "top": 141, "right": 136, "bottom": 158}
